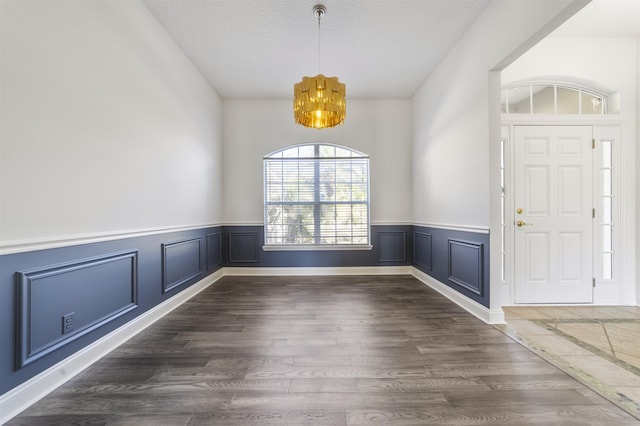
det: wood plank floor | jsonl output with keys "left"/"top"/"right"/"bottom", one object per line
{"left": 8, "top": 275, "right": 638, "bottom": 425}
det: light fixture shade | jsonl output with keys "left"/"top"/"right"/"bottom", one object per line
{"left": 293, "top": 74, "right": 346, "bottom": 129}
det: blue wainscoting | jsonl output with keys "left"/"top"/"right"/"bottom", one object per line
{"left": 0, "top": 223, "right": 488, "bottom": 399}
{"left": 206, "top": 232, "right": 222, "bottom": 271}
{"left": 16, "top": 250, "right": 138, "bottom": 368}
{"left": 228, "top": 231, "right": 260, "bottom": 263}
{"left": 223, "top": 225, "right": 413, "bottom": 267}
{"left": 378, "top": 231, "right": 407, "bottom": 262}
{"left": 162, "top": 238, "right": 202, "bottom": 293}
{"left": 0, "top": 226, "right": 222, "bottom": 396}
{"left": 413, "top": 232, "right": 432, "bottom": 271}
{"left": 412, "top": 225, "right": 490, "bottom": 308}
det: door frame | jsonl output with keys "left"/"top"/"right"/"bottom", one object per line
{"left": 500, "top": 115, "right": 626, "bottom": 305}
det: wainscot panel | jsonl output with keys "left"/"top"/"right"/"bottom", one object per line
{"left": 448, "top": 239, "right": 483, "bottom": 296}
{"left": 413, "top": 232, "right": 432, "bottom": 271}
{"left": 0, "top": 226, "right": 222, "bottom": 396}
{"left": 16, "top": 251, "right": 138, "bottom": 369}
{"left": 412, "top": 226, "right": 489, "bottom": 307}
{"left": 162, "top": 238, "right": 202, "bottom": 293}
{"left": 228, "top": 231, "right": 260, "bottom": 263}
{"left": 378, "top": 231, "right": 407, "bottom": 262}
{"left": 206, "top": 233, "right": 222, "bottom": 270}
{"left": 223, "top": 225, "right": 412, "bottom": 267}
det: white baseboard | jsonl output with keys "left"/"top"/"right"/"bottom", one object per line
{"left": 223, "top": 266, "right": 412, "bottom": 276}
{"left": 411, "top": 267, "right": 505, "bottom": 324}
{"left": 0, "top": 266, "right": 406, "bottom": 422}
{"left": 1, "top": 265, "right": 501, "bottom": 424}
{"left": 0, "top": 269, "right": 224, "bottom": 425}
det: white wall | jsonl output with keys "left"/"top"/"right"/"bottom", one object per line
{"left": 502, "top": 36, "right": 638, "bottom": 305}
{"left": 411, "top": 0, "right": 589, "bottom": 312}
{"left": 222, "top": 98, "right": 412, "bottom": 225}
{"left": 502, "top": 37, "right": 637, "bottom": 116}
{"left": 411, "top": 0, "right": 587, "bottom": 230}
{"left": 637, "top": 36, "right": 640, "bottom": 305}
{"left": 413, "top": 0, "right": 588, "bottom": 228}
{"left": 0, "top": 0, "right": 223, "bottom": 249}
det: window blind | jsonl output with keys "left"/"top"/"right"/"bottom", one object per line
{"left": 264, "top": 144, "right": 369, "bottom": 246}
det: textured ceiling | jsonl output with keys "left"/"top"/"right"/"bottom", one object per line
{"left": 143, "top": 0, "right": 639, "bottom": 99}
{"left": 142, "top": 0, "right": 491, "bottom": 98}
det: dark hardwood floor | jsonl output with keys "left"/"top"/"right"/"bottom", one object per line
{"left": 8, "top": 275, "right": 638, "bottom": 425}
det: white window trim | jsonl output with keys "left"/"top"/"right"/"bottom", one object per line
{"left": 262, "top": 244, "right": 373, "bottom": 251}
{"left": 263, "top": 143, "right": 371, "bottom": 248}
{"left": 502, "top": 81, "right": 610, "bottom": 115}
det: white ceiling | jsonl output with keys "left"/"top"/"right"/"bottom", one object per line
{"left": 143, "top": 0, "right": 491, "bottom": 98}
{"left": 143, "top": 0, "right": 640, "bottom": 99}
{"left": 550, "top": 0, "right": 640, "bottom": 37}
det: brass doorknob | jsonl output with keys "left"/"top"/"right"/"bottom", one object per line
{"left": 516, "top": 220, "right": 531, "bottom": 227}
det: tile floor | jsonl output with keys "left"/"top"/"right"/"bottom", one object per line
{"left": 497, "top": 306, "right": 640, "bottom": 420}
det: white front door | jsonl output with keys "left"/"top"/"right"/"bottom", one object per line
{"left": 514, "top": 126, "right": 593, "bottom": 304}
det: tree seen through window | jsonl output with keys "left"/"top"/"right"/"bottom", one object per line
{"left": 264, "top": 143, "right": 370, "bottom": 246}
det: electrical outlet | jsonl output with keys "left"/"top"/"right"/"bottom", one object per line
{"left": 62, "top": 312, "right": 75, "bottom": 334}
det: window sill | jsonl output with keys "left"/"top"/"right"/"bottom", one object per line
{"left": 263, "top": 244, "right": 373, "bottom": 252}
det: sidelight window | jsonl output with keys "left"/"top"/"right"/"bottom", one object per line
{"left": 599, "top": 139, "right": 614, "bottom": 281}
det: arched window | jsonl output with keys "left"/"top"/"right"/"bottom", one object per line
{"left": 502, "top": 82, "right": 609, "bottom": 115}
{"left": 264, "top": 143, "right": 370, "bottom": 247}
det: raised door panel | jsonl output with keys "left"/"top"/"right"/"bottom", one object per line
{"left": 514, "top": 125, "right": 593, "bottom": 304}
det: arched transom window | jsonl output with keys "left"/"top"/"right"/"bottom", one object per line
{"left": 502, "top": 82, "right": 609, "bottom": 115}
{"left": 264, "top": 143, "right": 370, "bottom": 247}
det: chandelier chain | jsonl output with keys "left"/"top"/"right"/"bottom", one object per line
{"left": 317, "top": 7, "right": 322, "bottom": 74}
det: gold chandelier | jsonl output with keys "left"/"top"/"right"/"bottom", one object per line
{"left": 294, "top": 5, "right": 346, "bottom": 129}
